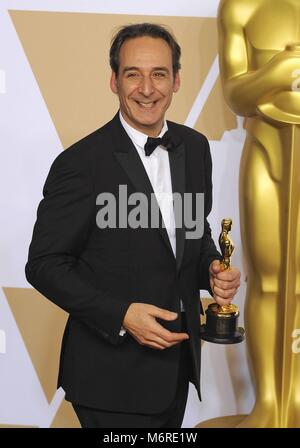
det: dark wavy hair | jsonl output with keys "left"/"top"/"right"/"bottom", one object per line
{"left": 109, "top": 23, "right": 181, "bottom": 79}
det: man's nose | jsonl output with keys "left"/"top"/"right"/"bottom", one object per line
{"left": 138, "top": 76, "right": 155, "bottom": 96}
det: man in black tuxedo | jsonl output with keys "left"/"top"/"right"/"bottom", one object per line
{"left": 26, "top": 23, "right": 241, "bottom": 428}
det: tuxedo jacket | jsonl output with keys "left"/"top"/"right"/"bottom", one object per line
{"left": 25, "top": 113, "right": 221, "bottom": 414}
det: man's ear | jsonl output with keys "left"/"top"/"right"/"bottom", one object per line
{"left": 110, "top": 71, "right": 118, "bottom": 94}
{"left": 173, "top": 72, "right": 181, "bottom": 93}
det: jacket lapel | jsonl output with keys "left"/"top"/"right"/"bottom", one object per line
{"left": 167, "top": 125, "right": 186, "bottom": 273}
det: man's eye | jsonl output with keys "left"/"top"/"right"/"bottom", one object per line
{"left": 127, "top": 73, "right": 140, "bottom": 78}
{"left": 153, "top": 72, "right": 166, "bottom": 78}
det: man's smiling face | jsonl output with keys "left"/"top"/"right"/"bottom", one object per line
{"left": 110, "top": 36, "right": 180, "bottom": 137}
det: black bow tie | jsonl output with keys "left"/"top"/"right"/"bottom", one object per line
{"left": 144, "top": 131, "right": 173, "bottom": 156}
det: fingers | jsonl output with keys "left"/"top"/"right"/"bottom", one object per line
{"left": 142, "top": 331, "right": 189, "bottom": 350}
{"left": 210, "top": 278, "right": 239, "bottom": 302}
{"left": 213, "top": 267, "right": 241, "bottom": 284}
{"left": 212, "top": 277, "right": 240, "bottom": 290}
{"left": 146, "top": 319, "right": 189, "bottom": 349}
{"left": 123, "top": 303, "right": 189, "bottom": 350}
{"left": 210, "top": 267, "right": 241, "bottom": 290}
{"left": 212, "top": 285, "right": 238, "bottom": 300}
{"left": 156, "top": 327, "right": 189, "bottom": 344}
{"left": 132, "top": 330, "right": 189, "bottom": 350}
{"left": 130, "top": 318, "right": 189, "bottom": 350}
{"left": 129, "top": 332, "right": 166, "bottom": 350}
{"left": 209, "top": 260, "right": 222, "bottom": 275}
{"left": 216, "top": 271, "right": 240, "bottom": 283}
{"left": 213, "top": 271, "right": 238, "bottom": 282}
{"left": 150, "top": 306, "right": 178, "bottom": 321}
{"left": 210, "top": 265, "right": 241, "bottom": 306}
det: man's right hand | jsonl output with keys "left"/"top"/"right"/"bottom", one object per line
{"left": 123, "top": 303, "right": 189, "bottom": 350}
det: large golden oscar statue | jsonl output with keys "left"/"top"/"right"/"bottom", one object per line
{"left": 217, "top": 0, "right": 300, "bottom": 427}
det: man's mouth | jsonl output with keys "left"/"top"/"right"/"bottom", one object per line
{"left": 134, "top": 100, "right": 158, "bottom": 109}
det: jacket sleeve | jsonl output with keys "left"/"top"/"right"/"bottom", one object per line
{"left": 25, "top": 150, "right": 131, "bottom": 345}
{"left": 198, "top": 137, "right": 222, "bottom": 295}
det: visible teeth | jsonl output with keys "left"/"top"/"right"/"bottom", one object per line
{"left": 137, "top": 101, "right": 155, "bottom": 108}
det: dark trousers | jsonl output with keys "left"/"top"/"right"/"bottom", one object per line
{"left": 72, "top": 313, "right": 193, "bottom": 428}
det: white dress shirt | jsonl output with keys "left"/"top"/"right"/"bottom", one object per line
{"left": 118, "top": 112, "right": 184, "bottom": 336}
{"left": 119, "top": 112, "right": 176, "bottom": 256}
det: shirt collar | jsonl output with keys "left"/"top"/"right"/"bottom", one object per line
{"left": 119, "top": 111, "right": 168, "bottom": 151}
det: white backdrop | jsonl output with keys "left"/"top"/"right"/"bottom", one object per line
{"left": 0, "top": 0, "right": 254, "bottom": 427}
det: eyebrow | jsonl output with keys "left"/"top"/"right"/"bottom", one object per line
{"left": 123, "top": 66, "right": 170, "bottom": 73}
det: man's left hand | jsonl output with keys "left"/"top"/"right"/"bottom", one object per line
{"left": 209, "top": 260, "right": 241, "bottom": 307}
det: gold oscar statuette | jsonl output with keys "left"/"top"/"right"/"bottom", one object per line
{"left": 216, "top": 0, "right": 300, "bottom": 427}
{"left": 200, "top": 219, "right": 244, "bottom": 344}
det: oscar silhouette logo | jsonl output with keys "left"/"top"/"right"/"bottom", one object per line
{"left": 200, "top": 219, "right": 244, "bottom": 344}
